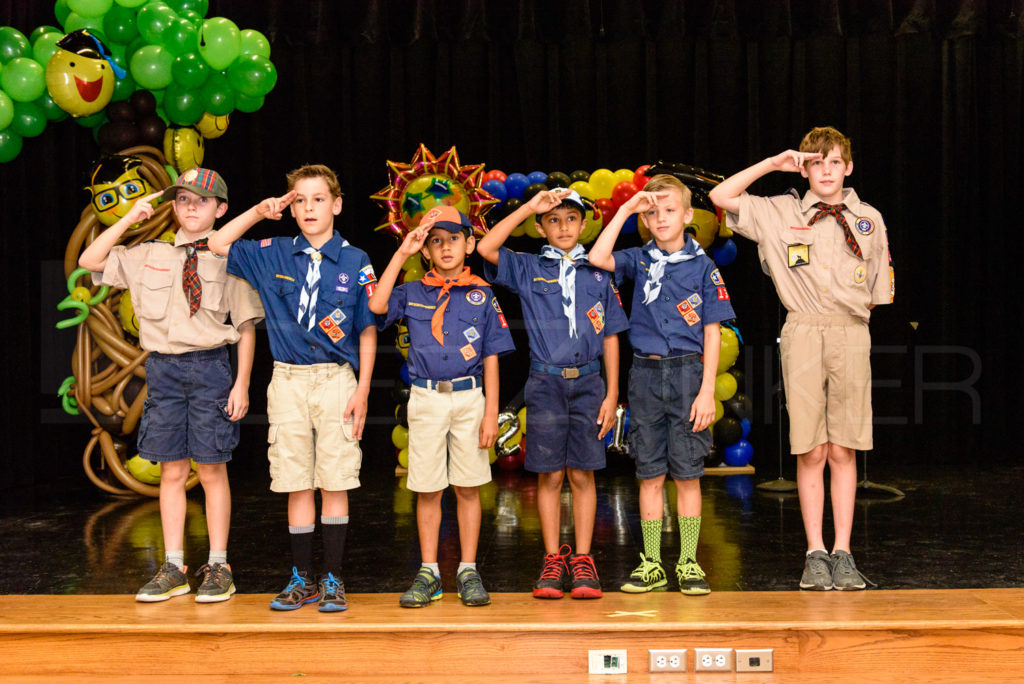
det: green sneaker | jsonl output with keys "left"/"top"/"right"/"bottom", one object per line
{"left": 135, "top": 562, "right": 190, "bottom": 602}
{"left": 318, "top": 572, "right": 348, "bottom": 612}
{"left": 799, "top": 550, "right": 833, "bottom": 591}
{"left": 399, "top": 568, "right": 442, "bottom": 608}
{"left": 456, "top": 567, "right": 491, "bottom": 607}
{"left": 620, "top": 554, "right": 668, "bottom": 593}
{"left": 830, "top": 550, "right": 875, "bottom": 591}
{"left": 195, "top": 562, "right": 235, "bottom": 603}
{"left": 269, "top": 567, "right": 318, "bottom": 611}
{"left": 675, "top": 559, "right": 711, "bottom": 595}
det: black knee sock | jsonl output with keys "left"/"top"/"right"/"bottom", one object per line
{"left": 288, "top": 525, "right": 315, "bottom": 576}
{"left": 321, "top": 515, "right": 348, "bottom": 577}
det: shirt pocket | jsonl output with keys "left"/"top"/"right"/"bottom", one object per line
{"left": 136, "top": 266, "right": 174, "bottom": 319}
{"left": 196, "top": 258, "right": 226, "bottom": 313}
{"left": 529, "top": 279, "right": 562, "bottom": 320}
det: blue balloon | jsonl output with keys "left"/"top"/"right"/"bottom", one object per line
{"left": 622, "top": 405, "right": 630, "bottom": 435}
{"left": 504, "top": 173, "right": 530, "bottom": 200}
{"left": 724, "top": 474, "right": 754, "bottom": 501}
{"left": 712, "top": 238, "right": 737, "bottom": 266}
{"left": 481, "top": 179, "right": 507, "bottom": 203}
{"left": 740, "top": 417, "right": 751, "bottom": 439}
{"left": 399, "top": 362, "right": 411, "bottom": 386}
{"left": 723, "top": 439, "right": 753, "bottom": 466}
{"left": 527, "top": 170, "right": 547, "bottom": 184}
{"left": 604, "top": 428, "right": 613, "bottom": 447}
{"left": 621, "top": 214, "right": 639, "bottom": 234}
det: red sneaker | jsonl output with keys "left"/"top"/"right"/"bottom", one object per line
{"left": 569, "top": 553, "right": 603, "bottom": 599}
{"left": 532, "top": 544, "right": 571, "bottom": 599}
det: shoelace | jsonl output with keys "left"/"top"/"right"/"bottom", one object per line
{"left": 195, "top": 563, "right": 227, "bottom": 583}
{"left": 569, "top": 555, "right": 598, "bottom": 580}
{"left": 677, "top": 560, "right": 706, "bottom": 580}
{"left": 832, "top": 554, "right": 878, "bottom": 587}
{"left": 806, "top": 554, "right": 831, "bottom": 576}
{"left": 284, "top": 567, "right": 307, "bottom": 594}
{"left": 411, "top": 570, "right": 436, "bottom": 591}
{"left": 539, "top": 544, "right": 571, "bottom": 580}
{"left": 633, "top": 554, "right": 662, "bottom": 580}
{"left": 321, "top": 573, "right": 342, "bottom": 595}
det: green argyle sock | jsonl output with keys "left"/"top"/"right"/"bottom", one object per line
{"left": 640, "top": 518, "right": 663, "bottom": 563}
{"left": 677, "top": 516, "right": 701, "bottom": 564}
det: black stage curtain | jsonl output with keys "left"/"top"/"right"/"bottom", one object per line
{"left": 2, "top": 1, "right": 1021, "bottom": 490}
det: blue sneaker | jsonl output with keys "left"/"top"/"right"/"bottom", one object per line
{"left": 269, "top": 567, "right": 318, "bottom": 611}
{"left": 318, "top": 572, "right": 348, "bottom": 612}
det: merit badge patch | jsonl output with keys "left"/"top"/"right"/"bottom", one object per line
{"left": 677, "top": 300, "right": 701, "bottom": 325}
{"left": 329, "top": 308, "right": 346, "bottom": 324}
{"left": 318, "top": 315, "right": 345, "bottom": 343}
{"left": 788, "top": 244, "right": 810, "bottom": 268}
{"left": 855, "top": 217, "right": 875, "bottom": 235}
{"left": 260, "top": 238, "right": 272, "bottom": 248}
{"left": 717, "top": 286, "right": 730, "bottom": 301}
{"left": 687, "top": 293, "right": 702, "bottom": 308}
{"left": 710, "top": 269, "right": 724, "bottom": 286}
{"left": 853, "top": 265, "right": 867, "bottom": 284}
{"left": 586, "top": 304, "right": 605, "bottom": 334}
{"left": 463, "top": 326, "right": 480, "bottom": 343}
{"left": 466, "top": 289, "right": 486, "bottom": 305}
{"left": 460, "top": 343, "right": 477, "bottom": 361}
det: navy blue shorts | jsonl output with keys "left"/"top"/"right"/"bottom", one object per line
{"left": 137, "top": 346, "right": 238, "bottom": 464}
{"left": 523, "top": 369, "right": 606, "bottom": 473}
{"left": 627, "top": 354, "right": 710, "bottom": 481}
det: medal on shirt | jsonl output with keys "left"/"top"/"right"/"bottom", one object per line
{"left": 788, "top": 244, "right": 810, "bottom": 268}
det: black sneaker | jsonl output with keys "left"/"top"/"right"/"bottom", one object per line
{"left": 195, "top": 562, "right": 236, "bottom": 603}
{"left": 399, "top": 568, "right": 442, "bottom": 608}
{"left": 675, "top": 558, "right": 711, "bottom": 595}
{"left": 830, "top": 550, "right": 876, "bottom": 590}
{"left": 318, "top": 572, "right": 348, "bottom": 612}
{"left": 569, "top": 553, "right": 603, "bottom": 599}
{"left": 800, "top": 550, "right": 833, "bottom": 591}
{"left": 136, "top": 562, "right": 190, "bottom": 602}
{"left": 620, "top": 554, "right": 668, "bottom": 593}
{"left": 269, "top": 567, "right": 318, "bottom": 611}
{"left": 456, "top": 567, "right": 491, "bottom": 607}
{"left": 533, "top": 544, "right": 571, "bottom": 599}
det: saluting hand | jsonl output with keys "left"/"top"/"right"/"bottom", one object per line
{"left": 123, "top": 191, "right": 163, "bottom": 225}
{"left": 526, "top": 188, "right": 573, "bottom": 214}
{"left": 770, "top": 149, "right": 822, "bottom": 173}
{"left": 255, "top": 190, "right": 297, "bottom": 220}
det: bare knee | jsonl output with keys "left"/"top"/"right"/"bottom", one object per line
{"left": 566, "top": 467, "right": 593, "bottom": 491}
{"left": 798, "top": 445, "right": 829, "bottom": 468}
{"left": 639, "top": 475, "right": 666, "bottom": 494}
{"left": 159, "top": 459, "right": 191, "bottom": 486}
{"left": 538, "top": 470, "right": 565, "bottom": 491}
{"left": 452, "top": 485, "right": 479, "bottom": 503}
{"left": 196, "top": 462, "right": 228, "bottom": 487}
{"left": 827, "top": 444, "right": 856, "bottom": 468}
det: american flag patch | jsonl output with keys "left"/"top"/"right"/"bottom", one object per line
{"left": 260, "top": 238, "right": 272, "bottom": 248}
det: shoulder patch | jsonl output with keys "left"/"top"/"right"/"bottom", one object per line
{"left": 357, "top": 264, "right": 377, "bottom": 285}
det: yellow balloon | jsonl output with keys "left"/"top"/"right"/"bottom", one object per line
{"left": 714, "top": 372, "right": 737, "bottom": 402}
{"left": 717, "top": 327, "right": 740, "bottom": 373}
{"left": 391, "top": 425, "right": 409, "bottom": 449}
{"left": 402, "top": 254, "right": 423, "bottom": 271}
{"left": 395, "top": 324, "right": 410, "bottom": 359}
{"left": 45, "top": 33, "right": 115, "bottom": 117}
{"left": 579, "top": 208, "right": 602, "bottom": 244}
{"left": 569, "top": 180, "right": 596, "bottom": 200}
{"left": 517, "top": 406, "right": 528, "bottom": 434}
{"left": 687, "top": 208, "right": 721, "bottom": 250}
{"left": 163, "top": 126, "right": 205, "bottom": 173}
{"left": 487, "top": 446, "right": 498, "bottom": 464}
{"left": 403, "top": 263, "right": 425, "bottom": 281}
{"left": 195, "top": 112, "right": 230, "bottom": 139}
{"left": 589, "top": 168, "right": 615, "bottom": 199}
{"left": 118, "top": 289, "right": 140, "bottom": 337}
{"left": 397, "top": 448, "right": 409, "bottom": 469}
{"left": 711, "top": 399, "right": 724, "bottom": 427}
{"left": 523, "top": 215, "right": 541, "bottom": 239}
{"left": 613, "top": 168, "right": 635, "bottom": 186}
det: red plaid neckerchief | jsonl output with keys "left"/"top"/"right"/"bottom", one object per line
{"left": 182, "top": 238, "right": 209, "bottom": 316}
{"left": 419, "top": 267, "right": 489, "bottom": 345}
{"left": 809, "top": 202, "right": 862, "bottom": 259}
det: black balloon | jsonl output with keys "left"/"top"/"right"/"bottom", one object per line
{"left": 569, "top": 169, "right": 590, "bottom": 182}
{"left": 523, "top": 182, "right": 549, "bottom": 202}
{"left": 390, "top": 378, "right": 410, "bottom": 404}
{"left": 107, "top": 100, "right": 135, "bottom": 123}
{"left": 98, "top": 121, "right": 139, "bottom": 153}
{"left": 713, "top": 416, "right": 743, "bottom": 447}
{"left": 546, "top": 171, "right": 571, "bottom": 188}
{"left": 725, "top": 393, "right": 752, "bottom": 422}
{"left": 704, "top": 444, "right": 722, "bottom": 467}
{"left": 130, "top": 89, "right": 157, "bottom": 116}
{"left": 727, "top": 367, "right": 744, "bottom": 390}
{"left": 395, "top": 402, "right": 408, "bottom": 428}
{"left": 138, "top": 115, "right": 166, "bottom": 148}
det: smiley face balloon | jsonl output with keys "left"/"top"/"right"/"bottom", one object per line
{"left": 87, "top": 155, "right": 153, "bottom": 227}
{"left": 46, "top": 30, "right": 126, "bottom": 118}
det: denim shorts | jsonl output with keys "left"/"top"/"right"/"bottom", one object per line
{"left": 137, "top": 346, "right": 237, "bottom": 464}
{"left": 523, "top": 370, "right": 606, "bottom": 473}
{"left": 627, "top": 354, "right": 710, "bottom": 481}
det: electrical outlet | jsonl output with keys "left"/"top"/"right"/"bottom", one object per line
{"left": 588, "top": 649, "right": 628, "bottom": 674}
{"left": 694, "top": 647, "right": 733, "bottom": 672}
{"left": 735, "top": 648, "right": 773, "bottom": 672}
{"left": 649, "top": 649, "right": 687, "bottom": 672}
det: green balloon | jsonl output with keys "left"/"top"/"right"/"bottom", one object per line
{"left": 0, "top": 27, "right": 31, "bottom": 64}
{"left": 68, "top": 0, "right": 114, "bottom": 17}
{"left": 29, "top": 26, "right": 63, "bottom": 43}
{"left": 125, "top": 35, "right": 148, "bottom": 63}
{"left": 200, "top": 72, "right": 234, "bottom": 115}
{"left": 234, "top": 91, "right": 263, "bottom": 114}
{"left": 164, "top": 82, "right": 203, "bottom": 124}
{"left": 64, "top": 12, "right": 106, "bottom": 34}
{"left": 137, "top": 2, "right": 179, "bottom": 45}
{"left": 0, "top": 90, "right": 14, "bottom": 130}
{"left": 1, "top": 57, "right": 46, "bottom": 102}
{"left": 151, "top": 87, "right": 166, "bottom": 105}
{"left": 76, "top": 109, "right": 107, "bottom": 128}
{"left": 238, "top": 29, "right": 270, "bottom": 59}
{"left": 179, "top": 9, "right": 201, "bottom": 25}
{"left": 130, "top": 44, "right": 174, "bottom": 89}
{"left": 11, "top": 100, "right": 46, "bottom": 138}
{"left": 31, "top": 32, "right": 64, "bottom": 66}
{"left": 227, "top": 54, "right": 277, "bottom": 98}
{"left": 114, "top": 0, "right": 148, "bottom": 7}
{"left": 168, "top": 0, "right": 208, "bottom": 16}
{"left": 198, "top": 17, "right": 240, "bottom": 71}
{"left": 103, "top": 4, "right": 140, "bottom": 44}
{"left": 162, "top": 17, "right": 198, "bottom": 56}
{"left": 172, "top": 51, "right": 208, "bottom": 89}
{"left": 111, "top": 68, "right": 135, "bottom": 101}
{"left": 55, "top": 0, "right": 72, "bottom": 28}
{"left": 0, "top": 129, "right": 23, "bottom": 163}
{"left": 35, "top": 92, "right": 70, "bottom": 121}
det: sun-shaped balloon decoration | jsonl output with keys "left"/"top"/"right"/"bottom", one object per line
{"left": 372, "top": 144, "right": 498, "bottom": 240}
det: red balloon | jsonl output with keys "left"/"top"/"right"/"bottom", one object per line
{"left": 612, "top": 181, "right": 639, "bottom": 209}
{"left": 497, "top": 453, "right": 519, "bottom": 471}
{"left": 595, "top": 198, "right": 616, "bottom": 226}
{"left": 515, "top": 437, "right": 527, "bottom": 465}
{"left": 485, "top": 169, "right": 506, "bottom": 183}
{"left": 633, "top": 164, "right": 652, "bottom": 189}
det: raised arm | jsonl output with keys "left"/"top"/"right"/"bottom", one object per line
{"left": 208, "top": 191, "right": 297, "bottom": 256}
{"left": 708, "top": 151, "right": 822, "bottom": 215}
{"left": 477, "top": 188, "right": 572, "bottom": 264}
{"left": 78, "top": 191, "right": 162, "bottom": 272}
{"left": 368, "top": 227, "right": 427, "bottom": 315}
{"left": 589, "top": 191, "right": 667, "bottom": 271}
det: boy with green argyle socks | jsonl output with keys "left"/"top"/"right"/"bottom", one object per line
{"left": 590, "top": 174, "right": 735, "bottom": 595}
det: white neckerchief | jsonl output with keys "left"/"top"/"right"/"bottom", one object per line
{"left": 540, "top": 244, "right": 588, "bottom": 338}
{"left": 642, "top": 240, "right": 704, "bottom": 305}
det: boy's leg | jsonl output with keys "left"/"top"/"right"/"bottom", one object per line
{"left": 565, "top": 468, "right": 595, "bottom": 555}
{"left": 796, "top": 444, "right": 829, "bottom": 552}
{"left": 621, "top": 475, "right": 669, "bottom": 593}
{"left": 194, "top": 462, "right": 236, "bottom": 603}
{"left": 453, "top": 485, "right": 491, "bottom": 606}
{"left": 400, "top": 490, "right": 444, "bottom": 608}
{"left": 536, "top": 469, "right": 566, "bottom": 554}
{"left": 136, "top": 458, "right": 192, "bottom": 602}
{"left": 674, "top": 477, "right": 710, "bottom": 596}
{"left": 828, "top": 444, "right": 857, "bottom": 552}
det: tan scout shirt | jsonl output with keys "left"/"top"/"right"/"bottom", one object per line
{"left": 96, "top": 230, "right": 265, "bottom": 354}
{"left": 727, "top": 188, "right": 893, "bottom": 322}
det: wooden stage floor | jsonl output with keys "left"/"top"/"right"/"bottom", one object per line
{"left": 3, "top": 589, "right": 1024, "bottom": 681}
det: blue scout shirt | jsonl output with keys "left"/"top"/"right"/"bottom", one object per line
{"left": 382, "top": 281, "right": 515, "bottom": 381}
{"left": 227, "top": 231, "right": 377, "bottom": 367}
{"left": 614, "top": 237, "right": 735, "bottom": 356}
{"left": 486, "top": 246, "right": 629, "bottom": 367}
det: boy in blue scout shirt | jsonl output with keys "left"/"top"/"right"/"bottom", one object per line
{"left": 79, "top": 168, "right": 263, "bottom": 604}
{"left": 478, "top": 188, "right": 628, "bottom": 600}
{"left": 208, "top": 164, "right": 377, "bottom": 612}
{"left": 590, "top": 174, "right": 736, "bottom": 596}
{"left": 708, "top": 127, "right": 892, "bottom": 591}
{"left": 369, "top": 206, "right": 515, "bottom": 608}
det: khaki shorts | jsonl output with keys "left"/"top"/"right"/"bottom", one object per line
{"left": 266, "top": 361, "right": 362, "bottom": 492}
{"left": 406, "top": 384, "right": 491, "bottom": 493}
{"left": 780, "top": 312, "right": 872, "bottom": 454}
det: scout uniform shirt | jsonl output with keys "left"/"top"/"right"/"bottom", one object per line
{"left": 383, "top": 281, "right": 515, "bottom": 381}
{"left": 96, "top": 230, "right": 264, "bottom": 353}
{"left": 613, "top": 237, "right": 736, "bottom": 356}
{"left": 727, "top": 188, "right": 893, "bottom": 321}
{"left": 226, "top": 231, "right": 377, "bottom": 367}
{"left": 486, "top": 246, "right": 629, "bottom": 367}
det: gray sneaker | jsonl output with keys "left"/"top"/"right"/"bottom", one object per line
{"left": 136, "top": 562, "right": 190, "bottom": 602}
{"left": 799, "top": 550, "right": 833, "bottom": 590}
{"left": 456, "top": 567, "right": 491, "bottom": 606}
{"left": 830, "top": 550, "right": 875, "bottom": 590}
{"left": 195, "top": 562, "right": 236, "bottom": 603}
{"left": 399, "top": 568, "right": 443, "bottom": 608}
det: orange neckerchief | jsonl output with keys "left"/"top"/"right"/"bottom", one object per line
{"left": 419, "top": 267, "right": 489, "bottom": 345}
